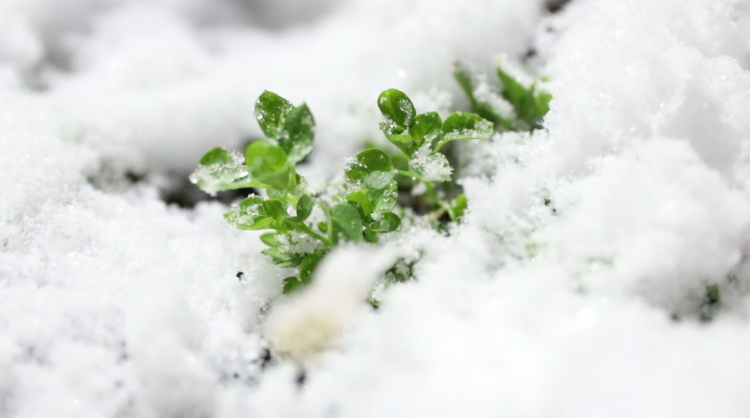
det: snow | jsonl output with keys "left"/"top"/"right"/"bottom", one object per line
{"left": 409, "top": 144, "right": 452, "bottom": 182}
{"left": 3, "top": 0, "right": 750, "bottom": 417}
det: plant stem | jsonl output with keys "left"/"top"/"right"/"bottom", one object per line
{"left": 433, "top": 140, "right": 450, "bottom": 153}
{"left": 396, "top": 169, "right": 428, "bottom": 181}
{"left": 396, "top": 169, "right": 440, "bottom": 209}
{"left": 296, "top": 223, "right": 330, "bottom": 246}
{"left": 426, "top": 206, "right": 448, "bottom": 223}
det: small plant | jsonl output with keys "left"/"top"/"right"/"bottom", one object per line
{"left": 190, "top": 88, "right": 493, "bottom": 293}
{"left": 454, "top": 58, "right": 552, "bottom": 131}
{"left": 190, "top": 62, "right": 550, "bottom": 295}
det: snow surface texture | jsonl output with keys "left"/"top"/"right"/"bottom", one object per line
{"left": 3, "top": 0, "right": 750, "bottom": 417}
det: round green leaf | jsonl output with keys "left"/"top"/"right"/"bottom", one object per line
{"left": 331, "top": 203, "right": 363, "bottom": 243}
{"left": 279, "top": 104, "right": 315, "bottom": 165}
{"left": 244, "top": 141, "right": 294, "bottom": 189}
{"left": 254, "top": 91, "right": 294, "bottom": 139}
{"left": 296, "top": 195, "right": 313, "bottom": 220}
{"left": 345, "top": 149, "right": 395, "bottom": 189}
{"left": 367, "top": 181, "right": 398, "bottom": 213}
{"left": 282, "top": 276, "right": 303, "bottom": 294}
{"left": 441, "top": 112, "right": 494, "bottom": 142}
{"left": 224, "top": 196, "right": 276, "bottom": 230}
{"left": 368, "top": 212, "right": 401, "bottom": 233}
{"left": 190, "top": 147, "right": 258, "bottom": 195}
{"left": 245, "top": 141, "right": 287, "bottom": 174}
{"left": 261, "top": 199, "right": 289, "bottom": 222}
{"left": 299, "top": 250, "right": 328, "bottom": 284}
{"left": 260, "top": 232, "right": 284, "bottom": 247}
{"left": 410, "top": 112, "right": 442, "bottom": 147}
{"left": 408, "top": 150, "right": 452, "bottom": 183}
{"left": 346, "top": 191, "right": 374, "bottom": 217}
{"left": 377, "top": 89, "right": 416, "bottom": 135}
{"left": 198, "top": 147, "right": 234, "bottom": 165}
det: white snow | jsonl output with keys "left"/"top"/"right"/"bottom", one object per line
{"left": 3, "top": 0, "right": 750, "bottom": 417}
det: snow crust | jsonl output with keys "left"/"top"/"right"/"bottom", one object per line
{"left": 3, "top": 0, "right": 750, "bottom": 417}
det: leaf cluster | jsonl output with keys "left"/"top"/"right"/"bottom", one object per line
{"left": 191, "top": 62, "right": 550, "bottom": 296}
{"left": 454, "top": 60, "right": 551, "bottom": 131}
{"left": 373, "top": 88, "right": 490, "bottom": 223}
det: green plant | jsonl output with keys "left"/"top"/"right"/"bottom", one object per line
{"left": 190, "top": 89, "right": 492, "bottom": 293}
{"left": 190, "top": 63, "right": 550, "bottom": 295}
{"left": 454, "top": 58, "right": 551, "bottom": 131}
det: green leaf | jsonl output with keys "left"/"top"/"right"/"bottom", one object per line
{"left": 410, "top": 112, "right": 442, "bottom": 147}
{"left": 453, "top": 62, "right": 475, "bottom": 103}
{"left": 408, "top": 150, "right": 452, "bottom": 182}
{"left": 346, "top": 191, "right": 374, "bottom": 217}
{"left": 385, "top": 258, "right": 415, "bottom": 283}
{"left": 299, "top": 249, "right": 328, "bottom": 285}
{"left": 448, "top": 194, "right": 468, "bottom": 222}
{"left": 526, "top": 87, "right": 552, "bottom": 128}
{"left": 496, "top": 65, "right": 529, "bottom": 114}
{"left": 245, "top": 140, "right": 287, "bottom": 175}
{"left": 331, "top": 203, "right": 363, "bottom": 243}
{"left": 378, "top": 89, "right": 417, "bottom": 154}
{"left": 377, "top": 89, "right": 415, "bottom": 135}
{"left": 534, "top": 89, "right": 552, "bottom": 117}
{"left": 282, "top": 276, "right": 304, "bottom": 294}
{"left": 364, "top": 228, "right": 379, "bottom": 243}
{"left": 345, "top": 149, "right": 396, "bottom": 189}
{"left": 224, "top": 196, "right": 277, "bottom": 230}
{"left": 279, "top": 104, "right": 315, "bottom": 165}
{"left": 367, "top": 181, "right": 398, "bottom": 213}
{"left": 367, "top": 212, "right": 401, "bottom": 233}
{"left": 706, "top": 284, "right": 721, "bottom": 305}
{"left": 190, "top": 147, "right": 259, "bottom": 195}
{"left": 244, "top": 141, "right": 294, "bottom": 190}
{"left": 255, "top": 91, "right": 294, "bottom": 139}
{"left": 262, "top": 248, "right": 304, "bottom": 268}
{"left": 199, "top": 147, "right": 234, "bottom": 165}
{"left": 295, "top": 195, "right": 313, "bottom": 220}
{"left": 436, "top": 112, "right": 493, "bottom": 151}
{"left": 496, "top": 63, "right": 552, "bottom": 129}
{"left": 260, "top": 232, "right": 285, "bottom": 247}
{"left": 261, "top": 199, "right": 289, "bottom": 222}
{"left": 453, "top": 62, "right": 513, "bottom": 131}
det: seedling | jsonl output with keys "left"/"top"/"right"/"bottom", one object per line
{"left": 190, "top": 88, "right": 493, "bottom": 293}
{"left": 454, "top": 59, "right": 551, "bottom": 131}
{"left": 190, "top": 64, "right": 550, "bottom": 294}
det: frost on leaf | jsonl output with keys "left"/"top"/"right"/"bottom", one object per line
{"left": 442, "top": 115, "right": 494, "bottom": 142}
{"left": 363, "top": 170, "right": 396, "bottom": 189}
{"left": 472, "top": 76, "right": 516, "bottom": 121}
{"left": 409, "top": 145, "right": 452, "bottom": 182}
{"left": 377, "top": 89, "right": 418, "bottom": 153}
{"left": 278, "top": 104, "right": 315, "bottom": 165}
{"left": 224, "top": 197, "right": 268, "bottom": 230}
{"left": 189, "top": 148, "right": 253, "bottom": 196}
{"left": 345, "top": 149, "right": 396, "bottom": 189}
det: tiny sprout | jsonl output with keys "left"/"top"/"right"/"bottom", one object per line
{"left": 191, "top": 61, "right": 550, "bottom": 295}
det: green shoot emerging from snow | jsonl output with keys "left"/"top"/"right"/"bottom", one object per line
{"left": 191, "top": 67, "right": 550, "bottom": 294}
{"left": 190, "top": 89, "right": 491, "bottom": 293}
{"left": 454, "top": 58, "right": 551, "bottom": 131}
